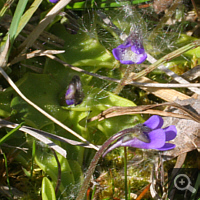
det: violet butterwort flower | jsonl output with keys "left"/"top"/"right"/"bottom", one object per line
{"left": 65, "top": 75, "right": 84, "bottom": 105}
{"left": 49, "top": 0, "right": 59, "bottom": 3}
{"left": 103, "top": 115, "right": 177, "bottom": 156}
{"left": 112, "top": 32, "right": 147, "bottom": 65}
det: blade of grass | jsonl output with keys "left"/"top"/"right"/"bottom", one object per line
{"left": 66, "top": 0, "right": 151, "bottom": 10}
{"left": 0, "top": 119, "right": 67, "bottom": 157}
{"left": 16, "top": 0, "right": 43, "bottom": 37}
{"left": 190, "top": 171, "right": 200, "bottom": 200}
{"left": 3, "top": 153, "right": 13, "bottom": 199}
{"left": 0, "top": 0, "right": 15, "bottom": 21}
{"left": 30, "top": 139, "right": 36, "bottom": 178}
{"left": 8, "top": 0, "right": 28, "bottom": 47}
{"left": 147, "top": 54, "right": 200, "bottom": 95}
{"left": 0, "top": 122, "right": 24, "bottom": 145}
{"left": 109, "top": 169, "right": 115, "bottom": 197}
{"left": 0, "top": 118, "right": 101, "bottom": 149}
{"left": 17, "top": 0, "right": 71, "bottom": 55}
{"left": 91, "top": 184, "right": 96, "bottom": 199}
{"left": 0, "top": 33, "right": 10, "bottom": 67}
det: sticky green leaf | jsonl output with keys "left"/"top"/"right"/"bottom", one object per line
{"left": 41, "top": 177, "right": 56, "bottom": 200}
{"left": 35, "top": 148, "right": 75, "bottom": 196}
{"left": 50, "top": 23, "right": 119, "bottom": 68}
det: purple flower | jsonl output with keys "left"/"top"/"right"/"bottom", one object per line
{"left": 65, "top": 75, "right": 84, "bottom": 105}
{"left": 112, "top": 32, "right": 147, "bottom": 65}
{"left": 49, "top": 0, "right": 59, "bottom": 3}
{"left": 103, "top": 115, "right": 177, "bottom": 156}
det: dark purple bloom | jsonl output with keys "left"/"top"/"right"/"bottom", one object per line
{"left": 65, "top": 75, "right": 84, "bottom": 105}
{"left": 103, "top": 115, "right": 177, "bottom": 156}
{"left": 112, "top": 32, "right": 147, "bottom": 65}
{"left": 49, "top": 0, "right": 59, "bottom": 3}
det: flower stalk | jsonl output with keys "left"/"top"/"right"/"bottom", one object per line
{"left": 76, "top": 115, "right": 177, "bottom": 199}
{"left": 75, "top": 124, "right": 150, "bottom": 200}
{"left": 113, "top": 64, "right": 135, "bottom": 94}
{"left": 112, "top": 31, "right": 147, "bottom": 94}
{"left": 124, "top": 146, "right": 128, "bottom": 200}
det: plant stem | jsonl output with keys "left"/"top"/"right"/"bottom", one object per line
{"left": 75, "top": 128, "right": 141, "bottom": 200}
{"left": 75, "top": 139, "right": 113, "bottom": 200}
{"left": 124, "top": 147, "right": 128, "bottom": 200}
{"left": 75, "top": 124, "right": 149, "bottom": 199}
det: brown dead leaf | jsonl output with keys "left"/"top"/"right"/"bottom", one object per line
{"left": 153, "top": 0, "right": 174, "bottom": 14}
{"left": 162, "top": 97, "right": 200, "bottom": 160}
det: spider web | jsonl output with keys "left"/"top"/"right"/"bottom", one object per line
{"left": 51, "top": 0, "right": 194, "bottom": 199}
{"left": 0, "top": 0, "right": 197, "bottom": 199}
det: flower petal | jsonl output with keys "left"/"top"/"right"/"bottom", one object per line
{"left": 120, "top": 129, "right": 166, "bottom": 149}
{"left": 130, "top": 46, "right": 147, "bottom": 64}
{"left": 65, "top": 75, "right": 84, "bottom": 105}
{"left": 133, "top": 52, "right": 147, "bottom": 64}
{"left": 131, "top": 45, "right": 145, "bottom": 54}
{"left": 143, "top": 115, "right": 163, "bottom": 130}
{"left": 157, "top": 143, "right": 176, "bottom": 151}
{"left": 112, "top": 42, "right": 147, "bottom": 65}
{"left": 163, "top": 125, "right": 177, "bottom": 141}
{"left": 65, "top": 84, "right": 75, "bottom": 97}
{"left": 112, "top": 48, "right": 135, "bottom": 64}
{"left": 118, "top": 43, "right": 132, "bottom": 49}
{"left": 49, "top": 0, "right": 59, "bottom": 3}
{"left": 65, "top": 84, "right": 76, "bottom": 105}
{"left": 66, "top": 99, "right": 75, "bottom": 105}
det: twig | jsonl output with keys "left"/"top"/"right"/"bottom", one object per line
{"left": 86, "top": 102, "right": 200, "bottom": 124}
{"left": 8, "top": 50, "right": 65, "bottom": 67}
{"left": 0, "top": 119, "right": 67, "bottom": 157}
{"left": 46, "top": 54, "right": 200, "bottom": 88}
{"left": 46, "top": 54, "right": 119, "bottom": 83}
{"left": 147, "top": 54, "right": 200, "bottom": 94}
{"left": 191, "top": 0, "right": 200, "bottom": 19}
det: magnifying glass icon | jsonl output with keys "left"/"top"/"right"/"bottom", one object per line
{"left": 174, "top": 174, "right": 196, "bottom": 193}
